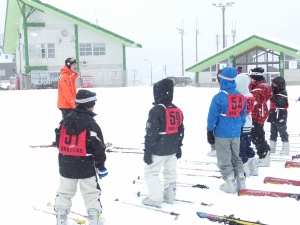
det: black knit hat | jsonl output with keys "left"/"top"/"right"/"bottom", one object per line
{"left": 76, "top": 89, "right": 97, "bottom": 109}
{"left": 65, "top": 57, "right": 76, "bottom": 69}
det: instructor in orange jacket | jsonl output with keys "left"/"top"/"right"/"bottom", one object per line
{"left": 57, "top": 57, "right": 78, "bottom": 118}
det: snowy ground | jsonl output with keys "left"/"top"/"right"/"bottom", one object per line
{"left": 0, "top": 86, "right": 299, "bottom": 225}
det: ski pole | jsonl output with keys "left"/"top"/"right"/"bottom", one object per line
{"left": 133, "top": 179, "right": 209, "bottom": 189}
{"left": 106, "top": 149, "right": 143, "bottom": 154}
{"left": 136, "top": 192, "right": 213, "bottom": 206}
{"left": 46, "top": 202, "right": 88, "bottom": 219}
{"left": 178, "top": 167, "right": 220, "bottom": 172}
{"left": 180, "top": 173, "right": 221, "bottom": 179}
{"left": 32, "top": 206, "right": 86, "bottom": 224}
{"left": 114, "top": 198, "right": 180, "bottom": 220}
{"left": 292, "top": 154, "right": 300, "bottom": 160}
{"left": 112, "top": 146, "right": 142, "bottom": 151}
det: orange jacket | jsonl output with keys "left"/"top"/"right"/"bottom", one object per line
{"left": 57, "top": 66, "right": 78, "bottom": 109}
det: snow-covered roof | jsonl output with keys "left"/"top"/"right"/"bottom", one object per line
{"left": 186, "top": 34, "right": 300, "bottom": 73}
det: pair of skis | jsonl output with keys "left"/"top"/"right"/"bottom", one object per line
{"left": 197, "top": 212, "right": 267, "bottom": 225}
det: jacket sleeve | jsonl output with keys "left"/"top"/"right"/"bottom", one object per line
{"left": 88, "top": 123, "right": 107, "bottom": 170}
{"left": 55, "top": 122, "right": 62, "bottom": 148}
{"left": 59, "top": 75, "right": 76, "bottom": 108}
{"left": 144, "top": 106, "right": 162, "bottom": 154}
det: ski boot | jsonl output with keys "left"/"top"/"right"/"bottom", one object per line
{"left": 257, "top": 151, "right": 270, "bottom": 167}
{"left": 163, "top": 182, "right": 176, "bottom": 204}
{"left": 243, "top": 160, "right": 250, "bottom": 178}
{"left": 280, "top": 142, "right": 289, "bottom": 155}
{"left": 248, "top": 158, "right": 259, "bottom": 176}
{"left": 219, "top": 174, "right": 237, "bottom": 194}
{"left": 207, "top": 144, "right": 216, "bottom": 157}
{"left": 88, "top": 208, "right": 105, "bottom": 225}
{"left": 56, "top": 208, "right": 68, "bottom": 225}
{"left": 236, "top": 173, "right": 246, "bottom": 191}
{"left": 270, "top": 140, "right": 276, "bottom": 153}
{"left": 142, "top": 197, "right": 162, "bottom": 208}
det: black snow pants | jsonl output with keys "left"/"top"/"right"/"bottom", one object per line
{"left": 251, "top": 122, "right": 270, "bottom": 159}
{"left": 270, "top": 122, "right": 289, "bottom": 143}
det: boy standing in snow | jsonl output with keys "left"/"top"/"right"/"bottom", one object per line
{"left": 249, "top": 67, "right": 273, "bottom": 167}
{"left": 267, "top": 76, "right": 289, "bottom": 155}
{"left": 142, "top": 79, "right": 184, "bottom": 208}
{"left": 54, "top": 89, "right": 107, "bottom": 225}
{"left": 207, "top": 67, "right": 247, "bottom": 194}
{"left": 207, "top": 69, "right": 222, "bottom": 157}
{"left": 235, "top": 74, "right": 259, "bottom": 177}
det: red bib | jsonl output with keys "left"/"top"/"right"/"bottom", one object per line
{"left": 59, "top": 125, "right": 87, "bottom": 156}
{"left": 165, "top": 108, "right": 183, "bottom": 134}
{"left": 246, "top": 96, "right": 256, "bottom": 115}
{"left": 226, "top": 94, "right": 245, "bottom": 117}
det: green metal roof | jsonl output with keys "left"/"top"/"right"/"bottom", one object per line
{"left": 186, "top": 34, "right": 300, "bottom": 73}
{"left": 3, "top": 0, "right": 142, "bottom": 54}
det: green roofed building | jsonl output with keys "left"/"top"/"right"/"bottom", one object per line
{"left": 3, "top": 0, "right": 142, "bottom": 89}
{"left": 186, "top": 34, "right": 300, "bottom": 87}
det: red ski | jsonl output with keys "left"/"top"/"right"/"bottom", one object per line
{"left": 285, "top": 161, "right": 300, "bottom": 168}
{"left": 238, "top": 189, "right": 300, "bottom": 201}
{"left": 264, "top": 177, "right": 300, "bottom": 186}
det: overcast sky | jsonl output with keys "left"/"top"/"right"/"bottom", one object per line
{"left": 1, "top": 0, "right": 300, "bottom": 83}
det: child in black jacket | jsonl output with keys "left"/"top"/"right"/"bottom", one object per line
{"left": 267, "top": 76, "right": 289, "bottom": 155}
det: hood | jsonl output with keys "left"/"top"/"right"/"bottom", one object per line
{"left": 153, "top": 79, "right": 174, "bottom": 105}
{"left": 219, "top": 77, "right": 237, "bottom": 91}
{"left": 63, "top": 109, "right": 96, "bottom": 135}
{"left": 272, "top": 76, "right": 286, "bottom": 90}
{"left": 235, "top": 74, "right": 251, "bottom": 96}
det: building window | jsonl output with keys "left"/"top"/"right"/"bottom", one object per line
{"left": 5, "top": 55, "right": 8, "bottom": 59}
{"left": 47, "top": 43, "right": 55, "bottom": 58}
{"left": 29, "top": 43, "right": 55, "bottom": 59}
{"left": 80, "top": 43, "right": 105, "bottom": 56}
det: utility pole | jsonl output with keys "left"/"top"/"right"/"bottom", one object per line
{"left": 212, "top": 1, "right": 235, "bottom": 49}
{"left": 131, "top": 70, "right": 138, "bottom": 86}
{"left": 196, "top": 18, "right": 200, "bottom": 62}
{"left": 216, "top": 35, "right": 220, "bottom": 51}
{"left": 231, "top": 21, "right": 236, "bottom": 44}
{"left": 177, "top": 18, "right": 185, "bottom": 76}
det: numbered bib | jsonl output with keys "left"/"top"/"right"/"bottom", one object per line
{"left": 59, "top": 125, "right": 87, "bottom": 156}
{"left": 246, "top": 96, "right": 256, "bottom": 115}
{"left": 226, "top": 94, "right": 245, "bottom": 117}
{"left": 165, "top": 108, "right": 183, "bottom": 134}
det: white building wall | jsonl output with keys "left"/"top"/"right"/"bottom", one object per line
{"left": 16, "top": 10, "right": 126, "bottom": 88}
{"left": 0, "top": 47, "right": 15, "bottom": 63}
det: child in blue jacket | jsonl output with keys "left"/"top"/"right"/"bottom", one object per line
{"left": 206, "top": 67, "right": 247, "bottom": 194}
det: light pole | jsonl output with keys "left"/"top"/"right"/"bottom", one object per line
{"left": 212, "top": 1, "right": 234, "bottom": 49}
{"left": 144, "top": 59, "right": 152, "bottom": 86}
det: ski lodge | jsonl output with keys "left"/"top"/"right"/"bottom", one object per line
{"left": 186, "top": 34, "right": 300, "bottom": 87}
{"left": 3, "top": 0, "right": 141, "bottom": 89}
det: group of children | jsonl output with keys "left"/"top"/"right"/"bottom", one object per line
{"left": 52, "top": 67, "right": 290, "bottom": 225}
{"left": 206, "top": 66, "right": 289, "bottom": 194}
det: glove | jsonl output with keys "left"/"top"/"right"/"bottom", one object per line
{"left": 207, "top": 131, "right": 215, "bottom": 145}
{"left": 257, "top": 149, "right": 268, "bottom": 159}
{"left": 144, "top": 153, "right": 153, "bottom": 165}
{"left": 98, "top": 168, "right": 108, "bottom": 179}
{"left": 176, "top": 148, "right": 182, "bottom": 159}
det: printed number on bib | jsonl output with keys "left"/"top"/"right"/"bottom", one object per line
{"left": 165, "top": 108, "right": 183, "bottom": 134}
{"left": 226, "top": 94, "right": 244, "bottom": 117}
{"left": 246, "top": 96, "right": 255, "bottom": 115}
{"left": 59, "top": 125, "right": 87, "bottom": 156}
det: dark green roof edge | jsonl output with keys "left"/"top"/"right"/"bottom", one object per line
{"left": 186, "top": 34, "right": 300, "bottom": 72}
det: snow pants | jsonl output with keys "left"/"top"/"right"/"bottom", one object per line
{"left": 239, "top": 131, "right": 255, "bottom": 164}
{"left": 251, "top": 122, "right": 271, "bottom": 158}
{"left": 54, "top": 175, "right": 102, "bottom": 214}
{"left": 144, "top": 154, "right": 177, "bottom": 202}
{"left": 270, "top": 122, "right": 289, "bottom": 143}
{"left": 215, "top": 137, "right": 244, "bottom": 180}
